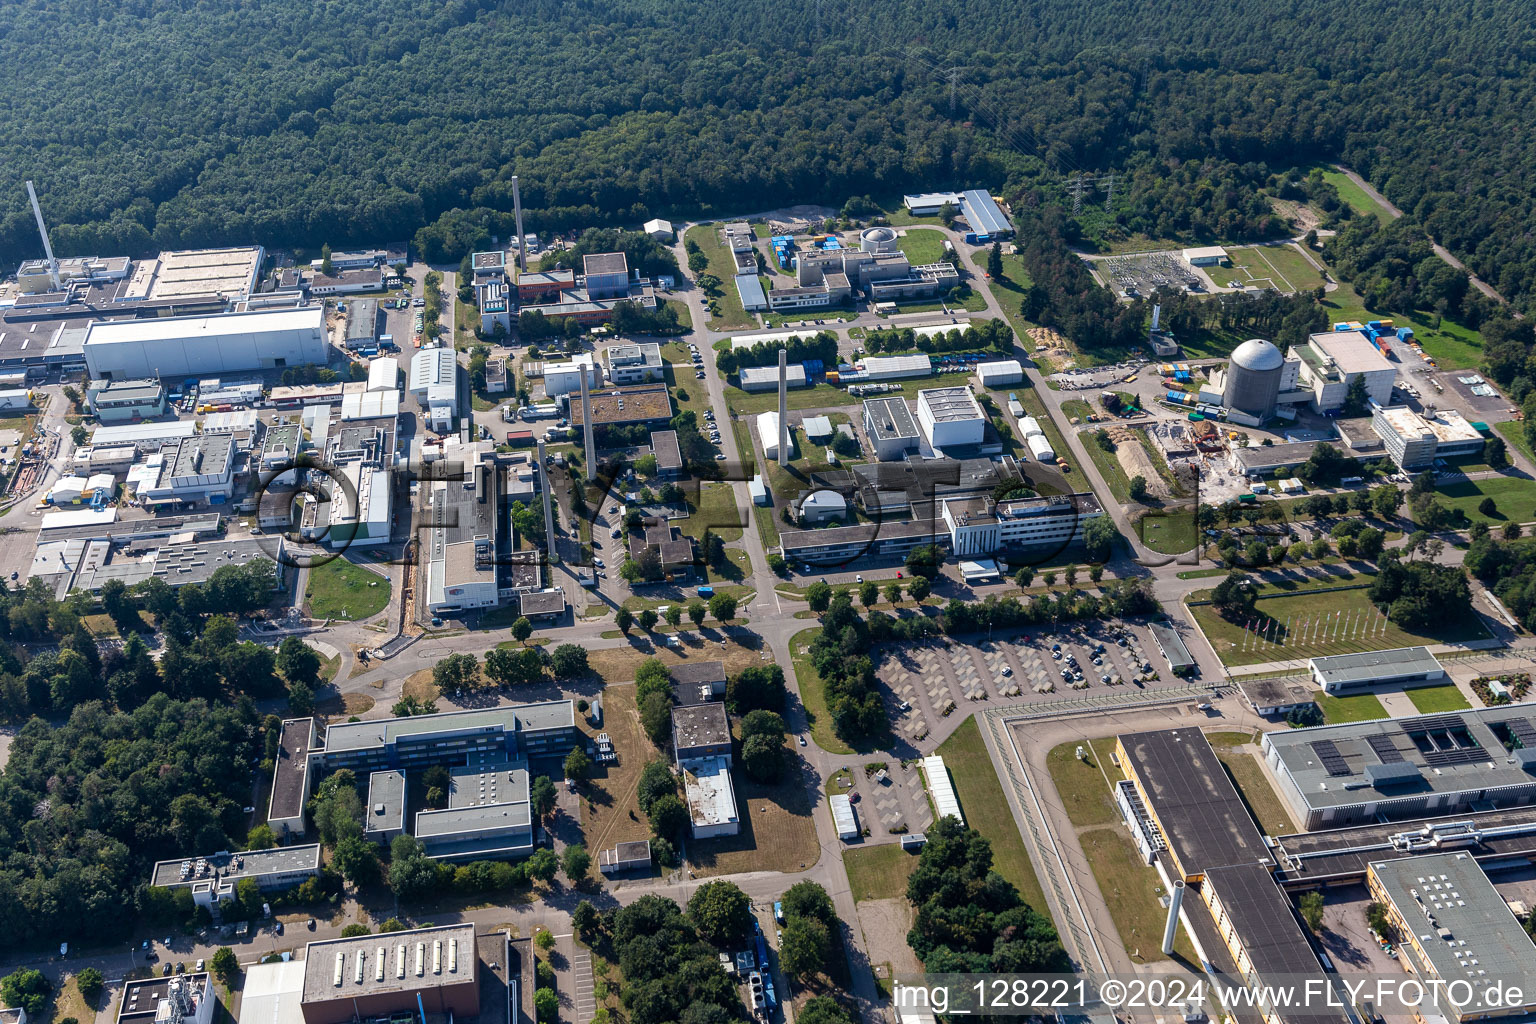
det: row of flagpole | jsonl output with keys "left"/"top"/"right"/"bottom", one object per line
{"left": 1240, "top": 605, "right": 1392, "bottom": 651}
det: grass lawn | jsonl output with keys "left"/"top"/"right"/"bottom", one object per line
{"left": 1208, "top": 743, "right": 1297, "bottom": 835}
{"left": 679, "top": 480, "right": 746, "bottom": 543}
{"left": 1045, "top": 738, "right": 1124, "bottom": 828}
{"left": 1220, "top": 245, "right": 1323, "bottom": 294}
{"left": 1060, "top": 399, "right": 1092, "bottom": 422}
{"left": 691, "top": 760, "right": 820, "bottom": 876}
{"left": 1407, "top": 683, "right": 1473, "bottom": 714}
{"left": 574, "top": 687, "right": 657, "bottom": 859}
{"left": 936, "top": 717, "right": 1049, "bottom": 917}
{"left": 1138, "top": 510, "right": 1197, "bottom": 554}
{"left": 684, "top": 224, "right": 755, "bottom": 331}
{"left": 972, "top": 253, "right": 1044, "bottom": 364}
{"left": 897, "top": 228, "right": 947, "bottom": 265}
{"left": 843, "top": 843, "right": 921, "bottom": 902}
{"left": 792, "top": 627, "right": 854, "bottom": 755}
{"left": 1433, "top": 477, "right": 1536, "bottom": 525}
{"left": 305, "top": 558, "right": 391, "bottom": 621}
{"left": 1187, "top": 585, "right": 1489, "bottom": 667}
{"left": 663, "top": 299, "right": 693, "bottom": 330}
{"left": 587, "top": 640, "right": 767, "bottom": 685}
{"left": 1316, "top": 691, "right": 1390, "bottom": 723}
{"left": 1495, "top": 421, "right": 1536, "bottom": 464}
{"left": 1081, "top": 430, "right": 1133, "bottom": 503}
{"left": 1321, "top": 169, "right": 1391, "bottom": 223}
{"left": 1078, "top": 827, "right": 1197, "bottom": 963}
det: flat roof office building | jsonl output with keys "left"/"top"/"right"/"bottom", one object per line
{"left": 299, "top": 924, "right": 480, "bottom": 1024}
{"left": 1262, "top": 704, "right": 1536, "bottom": 830}
{"left": 316, "top": 703, "right": 576, "bottom": 774}
{"left": 863, "top": 397, "right": 922, "bottom": 461}
{"left": 1116, "top": 728, "right": 1273, "bottom": 882}
{"left": 1367, "top": 852, "right": 1536, "bottom": 1022}
{"left": 1309, "top": 646, "right": 1445, "bottom": 694}
{"left": 414, "top": 762, "right": 534, "bottom": 861}
{"left": 365, "top": 770, "right": 407, "bottom": 844}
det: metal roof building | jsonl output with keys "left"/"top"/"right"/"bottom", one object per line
{"left": 735, "top": 274, "right": 767, "bottom": 312}
{"left": 1148, "top": 621, "right": 1197, "bottom": 675}
{"left": 1308, "top": 646, "right": 1445, "bottom": 694}
{"left": 739, "top": 363, "right": 807, "bottom": 391}
{"left": 84, "top": 307, "right": 327, "bottom": 379}
{"left": 921, "top": 755, "right": 965, "bottom": 826}
{"left": 829, "top": 793, "right": 859, "bottom": 840}
{"left": 959, "top": 190, "right": 1011, "bottom": 238}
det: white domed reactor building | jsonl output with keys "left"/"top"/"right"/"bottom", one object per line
{"left": 1225, "top": 338, "right": 1286, "bottom": 419}
{"left": 860, "top": 226, "right": 900, "bottom": 254}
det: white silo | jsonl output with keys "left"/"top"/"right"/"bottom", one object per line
{"left": 1224, "top": 338, "right": 1285, "bottom": 420}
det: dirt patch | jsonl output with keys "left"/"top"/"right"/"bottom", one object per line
{"left": 1027, "top": 327, "right": 1076, "bottom": 370}
{"left": 402, "top": 670, "right": 441, "bottom": 703}
{"left": 761, "top": 205, "right": 838, "bottom": 234}
{"left": 1269, "top": 197, "right": 1321, "bottom": 234}
{"left": 587, "top": 634, "right": 769, "bottom": 683}
{"left": 1106, "top": 426, "right": 1170, "bottom": 498}
{"left": 317, "top": 692, "right": 377, "bottom": 719}
{"left": 856, "top": 898, "right": 923, "bottom": 978}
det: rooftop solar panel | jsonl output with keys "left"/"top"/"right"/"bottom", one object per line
{"left": 1311, "top": 739, "right": 1352, "bottom": 777}
{"left": 1366, "top": 733, "right": 1406, "bottom": 763}
{"left": 1508, "top": 719, "right": 1536, "bottom": 750}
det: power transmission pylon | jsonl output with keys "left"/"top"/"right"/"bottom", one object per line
{"left": 1067, "top": 173, "right": 1089, "bottom": 215}
{"left": 936, "top": 66, "right": 968, "bottom": 114}
{"left": 1100, "top": 173, "right": 1115, "bottom": 213}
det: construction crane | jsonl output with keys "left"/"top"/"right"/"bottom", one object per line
{"left": 24, "top": 180, "right": 60, "bottom": 292}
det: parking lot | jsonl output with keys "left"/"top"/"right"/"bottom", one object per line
{"left": 828, "top": 760, "right": 935, "bottom": 839}
{"left": 878, "top": 620, "right": 1179, "bottom": 742}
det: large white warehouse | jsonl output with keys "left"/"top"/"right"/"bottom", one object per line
{"left": 84, "top": 308, "right": 329, "bottom": 380}
{"left": 916, "top": 386, "right": 986, "bottom": 449}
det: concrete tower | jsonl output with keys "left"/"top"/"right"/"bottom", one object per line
{"left": 511, "top": 176, "right": 527, "bottom": 273}
{"left": 536, "top": 440, "right": 558, "bottom": 568}
{"left": 778, "top": 348, "right": 789, "bottom": 468}
{"left": 579, "top": 372, "right": 596, "bottom": 481}
{"left": 1161, "top": 879, "right": 1185, "bottom": 955}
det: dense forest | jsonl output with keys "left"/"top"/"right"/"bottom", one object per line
{"left": 0, "top": 696, "right": 265, "bottom": 948}
{"left": 5, "top": 1, "right": 1536, "bottom": 311}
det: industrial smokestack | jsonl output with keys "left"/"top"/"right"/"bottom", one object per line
{"left": 579, "top": 370, "right": 596, "bottom": 481}
{"left": 1151, "top": 303, "right": 1162, "bottom": 334}
{"left": 777, "top": 348, "right": 789, "bottom": 468}
{"left": 511, "top": 176, "right": 527, "bottom": 273}
{"left": 1162, "top": 879, "right": 1185, "bottom": 955}
{"left": 536, "top": 440, "right": 557, "bottom": 568}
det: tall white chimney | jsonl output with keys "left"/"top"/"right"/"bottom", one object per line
{"left": 536, "top": 440, "right": 557, "bottom": 567}
{"left": 778, "top": 348, "right": 790, "bottom": 468}
{"left": 511, "top": 176, "right": 527, "bottom": 273}
{"left": 1151, "top": 303, "right": 1162, "bottom": 333}
{"left": 579, "top": 370, "right": 596, "bottom": 481}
